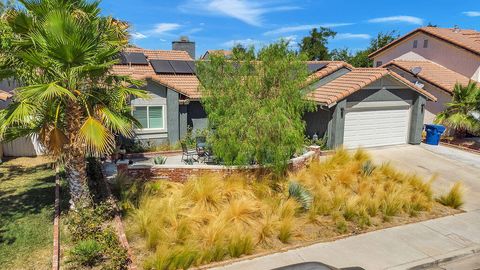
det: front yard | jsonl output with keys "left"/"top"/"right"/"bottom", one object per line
{"left": 118, "top": 149, "right": 461, "bottom": 270}
{"left": 0, "top": 157, "right": 59, "bottom": 269}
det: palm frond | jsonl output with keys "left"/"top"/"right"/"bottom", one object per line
{"left": 78, "top": 116, "right": 115, "bottom": 154}
{"left": 96, "top": 106, "right": 134, "bottom": 137}
{"left": 16, "top": 82, "right": 76, "bottom": 101}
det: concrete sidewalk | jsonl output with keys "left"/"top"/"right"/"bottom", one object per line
{"left": 212, "top": 211, "right": 480, "bottom": 270}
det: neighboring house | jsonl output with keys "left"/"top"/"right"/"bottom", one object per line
{"left": 0, "top": 80, "right": 44, "bottom": 158}
{"left": 303, "top": 61, "right": 436, "bottom": 149}
{"left": 369, "top": 27, "right": 480, "bottom": 124}
{"left": 201, "top": 50, "right": 232, "bottom": 60}
{"left": 111, "top": 47, "right": 207, "bottom": 146}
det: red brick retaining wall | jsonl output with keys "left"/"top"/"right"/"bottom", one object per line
{"left": 118, "top": 146, "right": 322, "bottom": 183}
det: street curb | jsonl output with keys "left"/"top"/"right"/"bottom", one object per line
{"left": 387, "top": 246, "right": 480, "bottom": 270}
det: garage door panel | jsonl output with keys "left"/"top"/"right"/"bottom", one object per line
{"left": 343, "top": 107, "right": 410, "bottom": 149}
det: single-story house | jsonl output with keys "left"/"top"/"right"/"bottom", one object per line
{"left": 112, "top": 49, "right": 436, "bottom": 149}
{"left": 303, "top": 61, "right": 436, "bottom": 149}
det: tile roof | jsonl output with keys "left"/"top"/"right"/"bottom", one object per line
{"left": 370, "top": 27, "right": 480, "bottom": 58}
{"left": 384, "top": 60, "right": 471, "bottom": 94}
{"left": 306, "top": 68, "right": 436, "bottom": 105}
{"left": 111, "top": 47, "right": 200, "bottom": 98}
{"left": 306, "top": 61, "right": 354, "bottom": 83}
{"left": 0, "top": 90, "right": 12, "bottom": 101}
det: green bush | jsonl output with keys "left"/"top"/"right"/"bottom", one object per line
{"left": 67, "top": 239, "right": 103, "bottom": 267}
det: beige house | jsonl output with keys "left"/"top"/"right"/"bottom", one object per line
{"left": 370, "top": 27, "right": 480, "bottom": 124}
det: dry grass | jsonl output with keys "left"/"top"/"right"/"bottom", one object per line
{"left": 122, "top": 148, "right": 461, "bottom": 270}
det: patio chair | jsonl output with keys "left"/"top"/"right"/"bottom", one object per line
{"left": 195, "top": 136, "right": 207, "bottom": 162}
{"left": 181, "top": 142, "right": 197, "bottom": 164}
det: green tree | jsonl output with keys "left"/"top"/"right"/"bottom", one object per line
{"left": 349, "top": 31, "right": 398, "bottom": 67}
{"left": 299, "top": 27, "right": 336, "bottom": 61}
{"left": 331, "top": 48, "right": 352, "bottom": 62}
{"left": 435, "top": 82, "right": 480, "bottom": 137}
{"left": 0, "top": 0, "right": 147, "bottom": 208}
{"left": 197, "top": 42, "right": 314, "bottom": 173}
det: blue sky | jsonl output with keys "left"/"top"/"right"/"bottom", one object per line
{"left": 100, "top": 0, "right": 480, "bottom": 58}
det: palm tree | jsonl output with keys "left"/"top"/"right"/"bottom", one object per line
{"left": 0, "top": 0, "right": 147, "bottom": 208}
{"left": 435, "top": 82, "right": 480, "bottom": 137}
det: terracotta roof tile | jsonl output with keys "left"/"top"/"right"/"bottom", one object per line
{"left": 384, "top": 60, "right": 471, "bottom": 94}
{"left": 370, "top": 27, "right": 480, "bottom": 58}
{"left": 0, "top": 90, "right": 12, "bottom": 101}
{"left": 111, "top": 48, "right": 200, "bottom": 98}
{"left": 306, "top": 61, "right": 354, "bottom": 83}
{"left": 201, "top": 50, "right": 233, "bottom": 59}
{"left": 307, "top": 67, "right": 436, "bottom": 105}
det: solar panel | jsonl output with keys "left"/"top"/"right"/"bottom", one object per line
{"left": 307, "top": 63, "right": 327, "bottom": 73}
{"left": 119, "top": 52, "right": 148, "bottom": 65}
{"left": 151, "top": 60, "right": 175, "bottom": 74}
{"left": 186, "top": 61, "right": 196, "bottom": 73}
{"left": 169, "top": 60, "right": 194, "bottom": 74}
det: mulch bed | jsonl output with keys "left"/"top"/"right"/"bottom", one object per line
{"left": 440, "top": 137, "right": 480, "bottom": 154}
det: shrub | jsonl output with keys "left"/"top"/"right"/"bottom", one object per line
{"left": 67, "top": 239, "right": 103, "bottom": 267}
{"left": 437, "top": 182, "right": 464, "bottom": 209}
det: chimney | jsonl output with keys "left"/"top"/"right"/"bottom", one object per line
{"left": 172, "top": 36, "right": 196, "bottom": 59}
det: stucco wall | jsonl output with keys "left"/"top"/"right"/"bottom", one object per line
{"left": 187, "top": 101, "right": 208, "bottom": 132}
{"left": 389, "top": 66, "right": 452, "bottom": 124}
{"left": 131, "top": 81, "right": 169, "bottom": 145}
{"left": 374, "top": 32, "right": 480, "bottom": 79}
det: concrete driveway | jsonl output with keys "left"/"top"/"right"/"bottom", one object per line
{"left": 369, "top": 144, "right": 480, "bottom": 212}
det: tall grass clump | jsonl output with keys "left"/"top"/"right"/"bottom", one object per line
{"left": 123, "top": 149, "right": 457, "bottom": 269}
{"left": 437, "top": 182, "right": 464, "bottom": 209}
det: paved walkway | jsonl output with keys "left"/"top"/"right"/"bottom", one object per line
{"left": 212, "top": 145, "right": 480, "bottom": 270}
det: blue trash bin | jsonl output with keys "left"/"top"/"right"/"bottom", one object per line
{"left": 425, "top": 124, "right": 446, "bottom": 145}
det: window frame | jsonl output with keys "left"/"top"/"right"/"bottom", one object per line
{"left": 132, "top": 105, "right": 166, "bottom": 131}
{"left": 423, "top": 39, "right": 429, "bottom": 48}
{"left": 375, "top": 61, "right": 383, "bottom": 67}
{"left": 413, "top": 40, "right": 418, "bottom": 48}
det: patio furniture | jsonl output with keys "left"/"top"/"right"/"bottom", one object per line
{"left": 196, "top": 136, "right": 208, "bottom": 163}
{"left": 181, "top": 142, "right": 197, "bottom": 164}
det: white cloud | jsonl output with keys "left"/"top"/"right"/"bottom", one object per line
{"left": 150, "top": 23, "right": 182, "bottom": 34}
{"left": 131, "top": 32, "right": 148, "bottom": 39}
{"left": 281, "top": 35, "right": 297, "bottom": 42}
{"left": 463, "top": 11, "right": 480, "bottom": 17}
{"left": 180, "top": 0, "right": 300, "bottom": 26}
{"left": 264, "top": 23, "right": 353, "bottom": 36}
{"left": 368, "top": 16, "right": 424, "bottom": 25}
{"left": 222, "top": 38, "right": 264, "bottom": 48}
{"left": 335, "top": 33, "right": 371, "bottom": 40}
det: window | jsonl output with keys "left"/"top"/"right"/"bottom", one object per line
{"left": 423, "top": 39, "right": 429, "bottom": 48}
{"left": 413, "top": 40, "right": 418, "bottom": 48}
{"left": 376, "top": 61, "right": 383, "bottom": 67}
{"left": 132, "top": 106, "right": 165, "bottom": 129}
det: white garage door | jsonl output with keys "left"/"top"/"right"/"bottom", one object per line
{"left": 343, "top": 106, "right": 410, "bottom": 149}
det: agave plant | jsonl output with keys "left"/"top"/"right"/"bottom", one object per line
{"left": 153, "top": 155, "right": 167, "bottom": 165}
{"left": 288, "top": 181, "right": 313, "bottom": 210}
{"left": 435, "top": 82, "right": 480, "bottom": 137}
{"left": 0, "top": 0, "right": 148, "bottom": 208}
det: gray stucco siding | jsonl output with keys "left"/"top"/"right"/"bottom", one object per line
{"left": 187, "top": 101, "right": 208, "bottom": 132}
{"left": 130, "top": 81, "right": 169, "bottom": 145}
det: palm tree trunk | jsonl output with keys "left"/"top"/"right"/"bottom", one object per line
{"left": 64, "top": 101, "right": 91, "bottom": 209}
